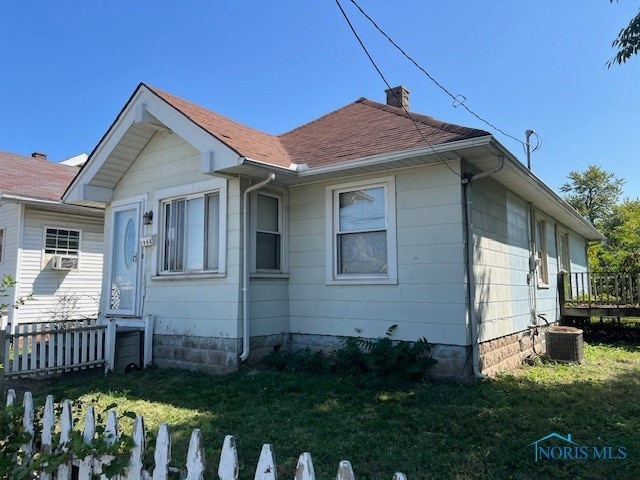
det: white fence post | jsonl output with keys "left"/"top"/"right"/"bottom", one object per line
{"left": 295, "top": 452, "right": 315, "bottom": 480}
{"left": 255, "top": 444, "right": 277, "bottom": 480}
{"left": 185, "top": 428, "right": 206, "bottom": 480}
{"left": 152, "top": 423, "right": 171, "bottom": 480}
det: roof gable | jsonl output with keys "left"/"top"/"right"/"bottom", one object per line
{"left": 0, "top": 151, "right": 78, "bottom": 202}
{"left": 147, "top": 85, "right": 292, "bottom": 168}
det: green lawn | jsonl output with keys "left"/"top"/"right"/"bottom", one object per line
{"left": 25, "top": 342, "right": 640, "bottom": 480}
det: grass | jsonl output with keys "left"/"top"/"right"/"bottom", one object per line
{"left": 20, "top": 342, "right": 640, "bottom": 480}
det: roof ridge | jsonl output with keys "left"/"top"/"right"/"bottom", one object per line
{"left": 358, "top": 98, "right": 490, "bottom": 137}
{"left": 279, "top": 99, "right": 365, "bottom": 137}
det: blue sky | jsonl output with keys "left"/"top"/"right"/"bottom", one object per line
{"left": 1, "top": 1, "right": 639, "bottom": 198}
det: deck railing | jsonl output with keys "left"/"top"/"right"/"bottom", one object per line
{"left": 558, "top": 272, "right": 640, "bottom": 317}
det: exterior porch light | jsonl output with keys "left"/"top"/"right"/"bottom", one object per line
{"left": 143, "top": 211, "right": 153, "bottom": 225}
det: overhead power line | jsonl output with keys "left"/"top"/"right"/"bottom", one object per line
{"left": 334, "top": 0, "right": 463, "bottom": 178}
{"left": 347, "top": 0, "right": 527, "bottom": 150}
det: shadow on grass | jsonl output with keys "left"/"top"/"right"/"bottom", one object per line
{"left": 25, "top": 361, "right": 640, "bottom": 480}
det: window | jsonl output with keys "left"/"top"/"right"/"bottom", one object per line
{"left": 256, "top": 193, "right": 281, "bottom": 270}
{"left": 0, "top": 228, "right": 4, "bottom": 263}
{"left": 535, "top": 218, "right": 549, "bottom": 285}
{"left": 557, "top": 230, "right": 571, "bottom": 273}
{"left": 45, "top": 228, "right": 80, "bottom": 256}
{"left": 326, "top": 176, "right": 397, "bottom": 284}
{"left": 161, "top": 192, "right": 219, "bottom": 273}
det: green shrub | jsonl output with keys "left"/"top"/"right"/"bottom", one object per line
{"left": 259, "top": 325, "right": 437, "bottom": 384}
{"left": 333, "top": 325, "right": 437, "bottom": 382}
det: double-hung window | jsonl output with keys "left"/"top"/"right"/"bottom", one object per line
{"left": 161, "top": 192, "right": 220, "bottom": 273}
{"left": 326, "top": 176, "right": 397, "bottom": 284}
{"left": 535, "top": 217, "right": 549, "bottom": 286}
{"left": 256, "top": 193, "right": 281, "bottom": 271}
{"left": 557, "top": 230, "right": 571, "bottom": 273}
{"left": 45, "top": 228, "right": 80, "bottom": 256}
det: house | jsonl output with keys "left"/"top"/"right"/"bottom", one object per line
{"left": 0, "top": 151, "right": 104, "bottom": 330}
{"left": 62, "top": 83, "right": 603, "bottom": 379}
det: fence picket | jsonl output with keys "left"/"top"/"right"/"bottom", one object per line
{"left": 21, "top": 391, "right": 34, "bottom": 458}
{"left": 295, "top": 453, "right": 315, "bottom": 480}
{"left": 336, "top": 460, "right": 355, "bottom": 480}
{"left": 152, "top": 423, "right": 171, "bottom": 480}
{"left": 77, "top": 406, "right": 96, "bottom": 478}
{"left": 126, "top": 415, "right": 146, "bottom": 480}
{"left": 3, "top": 391, "right": 410, "bottom": 480}
{"left": 6, "top": 388, "right": 16, "bottom": 406}
{"left": 56, "top": 399, "right": 74, "bottom": 480}
{"left": 186, "top": 429, "right": 206, "bottom": 480}
{"left": 254, "top": 444, "right": 277, "bottom": 480}
{"left": 96, "top": 409, "right": 121, "bottom": 480}
{"left": 41, "top": 396, "right": 55, "bottom": 480}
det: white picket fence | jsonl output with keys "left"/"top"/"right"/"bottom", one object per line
{"left": 2, "top": 319, "right": 106, "bottom": 378}
{"left": 5, "top": 390, "right": 408, "bottom": 480}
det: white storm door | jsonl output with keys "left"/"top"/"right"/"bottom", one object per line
{"left": 108, "top": 202, "right": 142, "bottom": 316}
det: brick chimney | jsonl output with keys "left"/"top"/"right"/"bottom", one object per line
{"left": 385, "top": 85, "right": 410, "bottom": 110}
{"left": 31, "top": 152, "right": 47, "bottom": 160}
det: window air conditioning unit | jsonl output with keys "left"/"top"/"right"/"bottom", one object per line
{"left": 51, "top": 255, "right": 79, "bottom": 270}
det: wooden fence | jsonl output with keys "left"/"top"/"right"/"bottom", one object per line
{"left": 1, "top": 319, "right": 106, "bottom": 380}
{"left": 4, "top": 390, "right": 408, "bottom": 480}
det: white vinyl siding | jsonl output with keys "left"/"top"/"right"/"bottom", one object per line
{"left": 289, "top": 165, "right": 466, "bottom": 346}
{"left": 16, "top": 207, "right": 103, "bottom": 324}
{"left": 326, "top": 176, "right": 397, "bottom": 284}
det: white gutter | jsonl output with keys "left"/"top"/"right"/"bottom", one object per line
{"left": 240, "top": 173, "right": 276, "bottom": 362}
{"left": 0, "top": 192, "right": 60, "bottom": 205}
{"left": 296, "top": 136, "right": 493, "bottom": 177}
{"left": 462, "top": 156, "right": 505, "bottom": 380}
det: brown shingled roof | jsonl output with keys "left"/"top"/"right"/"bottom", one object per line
{"left": 147, "top": 85, "right": 292, "bottom": 168}
{"left": 280, "top": 99, "right": 489, "bottom": 168}
{"left": 0, "top": 151, "right": 78, "bottom": 202}
{"left": 146, "top": 85, "right": 490, "bottom": 170}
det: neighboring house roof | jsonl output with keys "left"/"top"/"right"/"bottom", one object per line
{"left": 149, "top": 84, "right": 488, "bottom": 169}
{"left": 0, "top": 150, "right": 79, "bottom": 203}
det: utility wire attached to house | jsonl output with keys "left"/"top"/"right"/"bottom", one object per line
{"left": 334, "top": 0, "right": 463, "bottom": 179}
{"left": 346, "top": 0, "right": 528, "bottom": 152}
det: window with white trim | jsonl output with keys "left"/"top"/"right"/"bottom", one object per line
{"left": 326, "top": 176, "right": 397, "bottom": 284}
{"left": 535, "top": 217, "right": 549, "bottom": 285}
{"left": 0, "top": 228, "right": 4, "bottom": 263}
{"left": 45, "top": 228, "right": 80, "bottom": 256}
{"left": 557, "top": 230, "right": 571, "bottom": 273}
{"left": 256, "top": 193, "right": 281, "bottom": 271}
{"left": 160, "top": 192, "right": 220, "bottom": 273}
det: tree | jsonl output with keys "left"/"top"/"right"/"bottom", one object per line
{"left": 590, "top": 199, "right": 640, "bottom": 273}
{"left": 561, "top": 165, "right": 624, "bottom": 227}
{"left": 608, "top": 1, "right": 640, "bottom": 67}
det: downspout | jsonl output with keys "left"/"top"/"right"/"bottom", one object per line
{"left": 240, "top": 173, "right": 276, "bottom": 362}
{"left": 462, "top": 156, "right": 505, "bottom": 380}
